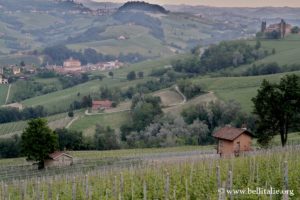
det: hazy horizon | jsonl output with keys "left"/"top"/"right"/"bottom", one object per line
{"left": 94, "top": 0, "right": 300, "bottom": 7}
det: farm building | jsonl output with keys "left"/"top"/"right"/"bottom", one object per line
{"left": 213, "top": 126, "right": 253, "bottom": 157}
{"left": 63, "top": 57, "right": 82, "bottom": 72}
{"left": 44, "top": 152, "right": 73, "bottom": 168}
{"left": 0, "top": 74, "right": 8, "bottom": 84}
{"left": 92, "top": 100, "right": 112, "bottom": 110}
{"left": 12, "top": 67, "right": 21, "bottom": 75}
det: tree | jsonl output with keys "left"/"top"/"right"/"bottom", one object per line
{"left": 56, "top": 128, "right": 83, "bottom": 151}
{"left": 291, "top": 26, "right": 299, "bottom": 34}
{"left": 108, "top": 71, "right": 114, "bottom": 79}
{"left": 68, "top": 110, "right": 74, "bottom": 118}
{"left": 94, "top": 125, "right": 120, "bottom": 150}
{"left": 252, "top": 75, "right": 300, "bottom": 147}
{"left": 255, "top": 40, "right": 261, "bottom": 49}
{"left": 127, "top": 71, "right": 136, "bottom": 80}
{"left": 20, "top": 61, "right": 26, "bottom": 67}
{"left": 138, "top": 71, "right": 144, "bottom": 79}
{"left": 21, "top": 119, "right": 58, "bottom": 169}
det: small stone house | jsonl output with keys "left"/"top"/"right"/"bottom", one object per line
{"left": 44, "top": 152, "right": 73, "bottom": 168}
{"left": 213, "top": 126, "right": 253, "bottom": 157}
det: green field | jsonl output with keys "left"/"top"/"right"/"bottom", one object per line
{"left": 229, "top": 34, "right": 300, "bottom": 74}
{"left": 69, "top": 111, "right": 130, "bottom": 136}
{"left": 21, "top": 77, "right": 152, "bottom": 113}
{"left": 0, "top": 84, "right": 8, "bottom": 105}
{"left": 194, "top": 71, "right": 300, "bottom": 112}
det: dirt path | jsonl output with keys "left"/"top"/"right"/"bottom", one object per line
{"left": 5, "top": 84, "right": 11, "bottom": 104}
{"left": 169, "top": 85, "right": 186, "bottom": 106}
{"left": 66, "top": 116, "right": 79, "bottom": 129}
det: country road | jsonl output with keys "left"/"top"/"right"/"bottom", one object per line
{"left": 5, "top": 84, "right": 11, "bottom": 104}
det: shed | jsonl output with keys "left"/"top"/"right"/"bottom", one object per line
{"left": 213, "top": 126, "right": 253, "bottom": 156}
{"left": 44, "top": 152, "right": 73, "bottom": 168}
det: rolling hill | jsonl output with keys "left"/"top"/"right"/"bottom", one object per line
{"left": 0, "top": 0, "right": 259, "bottom": 65}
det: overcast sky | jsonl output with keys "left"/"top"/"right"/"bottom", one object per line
{"left": 94, "top": 0, "right": 300, "bottom": 7}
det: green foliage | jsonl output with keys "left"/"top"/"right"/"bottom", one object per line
{"left": 181, "top": 101, "right": 255, "bottom": 141}
{"left": 21, "top": 118, "right": 58, "bottom": 169}
{"left": 265, "top": 31, "right": 281, "bottom": 39}
{"left": 131, "top": 95, "right": 162, "bottom": 131}
{"left": 177, "top": 79, "right": 203, "bottom": 99}
{"left": 172, "top": 56, "right": 202, "bottom": 74}
{"left": 94, "top": 125, "right": 120, "bottom": 150}
{"left": 0, "top": 106, "right": 47, "bottom": 123}
{"left": 252, "top": 74, "right": 300, "bottom": 147}
{"left": 0, "top": 135, "right": 22, "bottom": 158}
{"left": 56, "top": 128, "right": 83, "bottom": 151}
{"left": 108, "top": 71, "right": 114, "bottom": 78}
{"left": 201, "top": 41, "right": 262, "bottom": 71}
{"left": 291, "top": 26, "right": 299, "bottom": 34}
{"left": 127, "top": 71, "right": 137, "bottom": 81}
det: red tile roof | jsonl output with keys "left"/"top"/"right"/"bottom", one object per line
{"left": 49, "top": 151, "right": 72, "bottom": 160}
{"left": 213, "top": 127, "right": 253, "bottom": 141}
{"left": 92, "top": 100, "right": 112, "bottom": 107}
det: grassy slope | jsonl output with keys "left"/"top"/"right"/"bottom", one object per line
{"left": 68, "top": 24, "right": 174, "bottom": 57}
{"left": 0, "top": 85, "right": 8, "bottom": 105}
{"left": 20, "top": 55, "right": 186, "bottom": 113}
{"left": 69, "top": 111, "right": 130, "bottom": 136}
{"left": 194, "top": 71, "right": 300, "bottom": 112}
{"left": 21, "top": 78, "right": 152, "bottom": 113}
{"left": 0, "top": 112, "right": 72, "bottom": 137}
{"left": 231, "top": 34, "right": 300, "bottom": 74}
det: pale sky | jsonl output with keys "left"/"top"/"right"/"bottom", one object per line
{"left": 94, "top": 0, "right": 300, "bottom": 7}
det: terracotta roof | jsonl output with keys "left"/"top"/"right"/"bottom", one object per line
{"left": 213, "top": 127, "right": 253, "bottom": 141}
{"left": 92, "top": 100, "right": 112, "bottom": 107}
{"left": 49, "top": 151, "right": 72, "bottom": 160}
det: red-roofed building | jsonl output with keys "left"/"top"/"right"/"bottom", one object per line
{"left": 44, "top": 152, "right": 73, "bottom": 168}
{"left": 213, "top": 126, "right": 253, "bottom": 156}
{"left": 92, "top": 100, "right": 112, "bottom": 110}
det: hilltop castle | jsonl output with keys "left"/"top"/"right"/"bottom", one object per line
{"left": 261, "top": 19, "right": 292, "bottom": 38}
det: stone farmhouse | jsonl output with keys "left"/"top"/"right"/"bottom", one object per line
{"left": 213, "top": 126, "right": 253, "bottom": 157}
{"left": 44, "top": 151, "right": 73, "bottom": 168}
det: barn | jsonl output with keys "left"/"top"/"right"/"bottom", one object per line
{"left": 213, "top": 126, "right": 253, "bottom": 157}
{"left": 44, "top": 152, "right": 73, "bottom": 168}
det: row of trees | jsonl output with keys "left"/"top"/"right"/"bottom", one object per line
{"left": 243, "top": 63, "right": 300, "bottom": 76}
{"left": 0, "top": 106, "right": 47, "bottom": 123}
{"left": 43, "top": 45, "right": 146, "bottom": 66}
{"left": 171, "top": 41, "right": 267, "bottom": 75}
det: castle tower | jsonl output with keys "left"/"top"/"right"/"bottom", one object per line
{"left": 280, "top": 19, "right": 286, "bottom": 38}
{"left": 261, "top": 21, "right": 267, "bottom": 33}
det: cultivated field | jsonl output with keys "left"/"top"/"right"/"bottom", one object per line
{"left": 0, "top": 145, "right": 299, "bottom": 199}
{"left": 0, "top": 84, "right": 8, "bottom": 105}
{"left": 194, "top": 71, "right": 300, "bottom": 112}
{"left": 0, "top": 112, "right": 73, "bottom": 138}
{"left": 69, "top": 111, "right": 130, "bottom": 136}
{"left": 230, "top": 34, "right": 300, "bottom": 74}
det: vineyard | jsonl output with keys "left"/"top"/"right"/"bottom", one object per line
{"left": 0, "top": 113, "right": 73, "bottom": 137}
{"left": 0, "top": 146, "right": 299, "bottom": 199}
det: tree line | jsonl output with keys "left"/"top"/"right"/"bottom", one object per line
{"left": 43, "top": 45, "right": 147, "bottom": 66}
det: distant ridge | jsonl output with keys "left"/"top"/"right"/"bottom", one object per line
{"left": 118, "top": 1, "right": 169, "bottom": 14}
